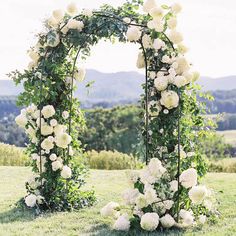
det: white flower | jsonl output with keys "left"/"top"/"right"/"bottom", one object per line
{"left": 123, "top": 17, "right": 131, "bottom": 24}
{"left": 31, "top": 153, "right": 39, "bottom": 160}
{"left": 54, "top": 124, "right": 67, "bottom": 136}
{"left": 50, "top": 119, "right": 58, "bottom": 127}
{"left": 36, "top": 118, "right": 45, "bottom": 127}
{"left": 168, "top": 30, "right": 183, "bottom": 44}
{"left": 136, "top": 52, "right": 145, "bottom": 69}
{"left": 149, "top": 71, "right": 156, "bottom": 80}
{"left": 41, "top": 125, "right": 53, "bottom": 136}
{"left": 178, "top": 43, "right": 189, "bottom": 54}
{"left": 142, "top": 34, "right": 152, "bottom": 48}
{"left": 179, "top": 209, "right": 194, "bottom": 226}
{"left": 61, "top": 165, "right": 72, "bottom": 179}
{"left": 126, "top": 26, "right": 141, "bottom": 41}
{"left": 41, "top": 137, "right": 54, "bottom": 150}
{"left": 175, "top": 57, "right": 190, "bottom": 75}
{"left": 162, "top": 55, "right": 171, "bottom": 63}
{"left": 28, "top": 50, "right": 40, "bottom": 63}
{"left": 199, "top": 215, "right": 206, "bottom": 224}
{"left": 47, "top": 16, "right": 59, "bottom": 28}
{"left": 154, "top": 76, "right": 168, "bottom": 91}
{"left": 100, "top": 202, "right": 120, "bottom": 217}
{"left": 62, "top": 111, "right": 69, "bottom": 119}
{"left": 163, "top": 200, "right": 174, "bottom": 210}
{"left": 171, "top": 3, "right": 182, "bottom": 14}
{"left": 68, "top": 146, "right": 74, "bottom": 156}
{"left": 82, "top": 8, "right": 93, "bottom": 17}
{"left": 147, "top": 19, "right": 164, "bottom": 32}
{"left": 180, "top": 168, "right": 198, "bottom": 188}
{"left": 140, "top": 213, "right": 159, "bottom": 231}
{"left": 113, "top": 214, "right": 130, "bottom": 231}
{"left": 25, "top": 194, "right": 37, "bottom": 207}
{"left": 52, "top": 9, "right": 64, "bottom": 22}
{"left": 143, "top": 0, "right": 157, "bottom": 13}
{"left": 74, "top": 67, "right": 86, "bottom": 81}
{"left": 55, "top": 133, "right": 72, "bottom": 148}
{"left": 135, "top": 194, "right": 148, "bottom": 209}
{"left": 42, "top": 105, "right": 55, "bottom": 119}
{"left": 26, "top": 127, "right": 36, "bottom": 139}
{"left": 167, "top": 17, "right": 177, "bottom": 29}
{"left": 180, "top": 150, "right": 187, "bottom": 159}
{"left": 47, "top": 32, "right": 60, "bottom": 47}
{"left": 188, "top": 185, "right": 208, "bottom": 204}
{"left": 144, "top": 188, "right": 158, "bottom": 205}
{"left": 149, "top": 6, "right": 163, "bottom": 19}
{"left": 122, "top": 188, "right": 139, "bottom": 205}
{"left": 52, "top": 160, "right": 63, "bottom": 171}
{"left": 67, "top": 2, "right": 78, "bottom": 16}
{"left": 148, "top": 158, "right": 166, "bottom": 178}
{"left": 140, "top": 169, "right": 156, "bottom": 185}
{"left": 49, "top": 153, "right": 57, "bottom": 161}
{"left": 160, "top": 214, "right": 175, "bottom": 228}
{"left": 15, "top": 114, "right": 28, "bottom": 128}
{"left": 61, "top": 26, "right": 69, "bottom": 35}
{"left": 27, "top": 176, "right": 40, "bottom": 189}
{"left": 173, "top": 75, "right": 187, "bottom": 88}
{"left": 153, "top": 38, "right": 165, "bottom": 50}
{"left": 66, "top": 19, "right": 84, "bottom": 32}
{"left": 32, "top": 110, "right": 40, "bottom": 119}
{"left": 160, "top": 90, "right": 179, "bottom": 109}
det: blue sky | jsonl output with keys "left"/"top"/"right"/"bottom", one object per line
{"left": 0, "top": 0, "right": 236, "bottom": 79}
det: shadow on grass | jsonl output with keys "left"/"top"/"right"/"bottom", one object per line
{"left": 86, "top": 223, "right": 185, "bottom": 236}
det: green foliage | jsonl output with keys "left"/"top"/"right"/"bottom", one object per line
{"left": 209, "top": 158, "right": 236, "bottom": 173}
{"left": 86, "top": 150, "right": 143, "bottom": 170}
{"left": 0, "top": 142, "right": 29, "bottom": 166}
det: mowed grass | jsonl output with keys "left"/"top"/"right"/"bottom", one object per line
{"left": 0, "top": 167, "right": 236, "bottom": 236}
{"left": 217, "top": 130, "right": 236, "bottom": 147}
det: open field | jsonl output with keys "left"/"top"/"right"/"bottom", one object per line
{"left": 217, "top": 130, "right": 236, "bottom": 146}
{"left": 0, "top": 167, "right": 236, "bottom": 236}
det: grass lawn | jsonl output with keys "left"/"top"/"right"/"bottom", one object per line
{"left": 0, "top": 167, "right": 236, "bottom": 236}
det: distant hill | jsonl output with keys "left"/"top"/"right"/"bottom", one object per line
{"left": 1, "top": 70, "right": 236, "bottom": 102}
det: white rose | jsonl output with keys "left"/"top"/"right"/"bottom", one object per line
{"left": 178, "top": 43, "right": 189, "bottom": 54}
{"left": 113, "top": 214, "right": 130, "bottom": 231}
{"left": 42, "top": 105, "right": 55, "bottom": 119}
{"left": 175, "top": 57, "right": 190, "bottom": 75}
{"left": 173, "top": 75, "right": 187, "bottom": 88}
{"left": 41, "top": 137, "right": 54, "bottom": 150}
{"left": 199, "top": 215, "right": 206, "bottom": 224}
{"left": 148, "top": 158, "right": 166, "bottom": 178}
{"left": 62, "top": 111, "right": 69, "bottom": 119}
{"left": 188, "top": 185, "right": 207, "bottom": 204}
{"left": 25, "top": 194, "right": 37, "bottom": 207}
{"left": 135, "top": 194, "right": 148, "bottom": 209}
{"left": 61, "top": 165, "right": 72, "bottom": 179}
{"left": 180, "top": 149, "right": 187, "bottom": 159}
{"left": 52, "top": 9, "right": 64, "bottom": 22}
{"left": 41, "top": 125, "right": 53, "bottom": 136}
{"left": 153, "top": 38, "right": 165, "bottom": 50}
{"left": 140, "top": 169, "right": 156, "bottom": 185}
{"left": 149, "top": 71, "right": 156, "bottom": 80}
{"left": 163, "top": 200, "right": 174, "bottom": 210}
{"left": 31, "top": 153, "right": 39, "bottom": 160}
{"left": 123, "top": 17, "right": 131, "bottom": 24}
{"left": 171, "top": 3, "right": 182, "bottom": 14}
{"left": 27, "top": 176, "right": 40, "bottom": 189}
{"left": 100, "top": 202, "right": 120, "bottom": 217}
{"left": 52, "top": 160, "right": 63, "bottom": 171}
{"left": 66, "top": 19, "right": 84, "bottom": 32}
{"left": 160, "top": 214, "right": 175, "bottom": 228}
{"left": 67, "top": 2, "right": 78, "bottom": 16}
{"left": 122, "top": 188, "right": 139, "bottom": 205}
{"left": 26, "top": 127, "right": 36, "bottom": 139}
{"left": 136, "top": 52, "right": 145, "bottom": 69}
{"left": 144, "top": 188, "right": 158, "bottom": 205}
{"left": 15, "top": 114, "right": 28, "bottom": 128}
{"left": 149, "top": 6, "right": 163, "bottom": 19}
{"left": 160, "top": 90, "right": 179, "bottom": 109}
{"left": 49, "top": 153, "right": 57, "bottom": 161}
{"left": 54, "top": 124, "right": 67, "bottom": 136}
{"left": 140, "top": 213, "right": 159, "bottom": 231}
{"left": 147, "top": 19, "right": 164, "bottom": 32}
{"left": 143, "top": 0, "right": 157, "bottom": 13}
{"left": 82, "top": 8, "right": 93, "bottom": 17}
{"left": 55, "top": 133, "right": 72, "bottom": 148}
{"left": 167, "top": 17, "right": 177, "bottom": 29}
{"left": 179, "top": 209, "right": 194, "bottom": 226}
{"left": 126, "top": 26, "right": 141, "bottom": 41}
{"left": 180, "top": 168, "right": 198, "bottom": 188}
{"left": 154, "top": 76, "right": 168, "bottom": 91}
{"left": 32, "top": 110, "right": 40, "bottom": 119}
{"left": 74, "top": 67, "right": 86, "bottom": 81}
{"left": 50, "top": 119, "right": 58, "bottom": 127}
{"left": 142, "top": 34, "right": 152, "bottom": 49}
{"left": 161, "top": 55, "right": 171, "bottom": 64}
{"left": 168, "top": 30, "right": 183, "bottom": 44}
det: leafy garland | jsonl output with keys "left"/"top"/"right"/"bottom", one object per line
{"left": 10, "top": 0, "right": 218, "bottom": 230}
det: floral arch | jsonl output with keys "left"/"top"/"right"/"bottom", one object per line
{"left": 11, "top": 0, "right": 217, "bottom": 232}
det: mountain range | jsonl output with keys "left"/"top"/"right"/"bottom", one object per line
{"left": 1, "top": 70, "right": 236, "bottom": 102}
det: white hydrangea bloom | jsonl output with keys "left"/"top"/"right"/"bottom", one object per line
{"left": 140, "top": 212, "right": 159, "bottom": 231}
{"left": 41, "top": 125, "right": 54, "bottom": 136}
{"left": 52, "top": 160, "right": 63, "bottom": 171}
{"left": 15, "top": 113, "right": 28, "bottom": 128}
{"left": 180, "top": 168, "right": 198, "bottom": 188}
{"left": 168, "top": 30, "right": 183, "bottom": 44}
{"left": 67, "top": 2, "right": 78, "bottom": 16}
{"left": 154, "top": 76, "right": 169, "bottom": 91}
{"left": 55, "top": 133, "right": 72, "bottom": 148}
{"left": 66, "top": 19, "right": 84, "bottom": 31}
{"left": 113, "top": 214, "right": 130, "bottom": 231}
{"left": 42, "top": 105, "right": 55, "bottom": 119}
{"left": 25, "top": 194, "right": 37, "bottom": 207}
{"left": 135, "top": 194, "right": 149, "bottom": 209}
{"left": 126, "top": 26, "right": 141, "bottom": 41}
{"left": 160, "top": 214, "right": 175, "bottom": 228}
{"left": 122, "top": 188, "right": 140, "bottom": 205}
{"left": 199, "top": 215, "right": 206, "bottom": 224}
{"left": 143, "top": 0, "right": 157, "bottom": 13}
{"left": 148, "top": 158, "right": 166, "bottom": 178}
{"left": 41, "top": 137, "right": 54, "bottom": 150}
{"left": 149, "top": 6, "right": 163, "bottom": 19}
{"left": 61, "top": 165, "right": 72, "bottom": 179}
{"left": 179, "top": 209, "right": 194, "bottom": 226}
{"left": 49, "top": 153, "right": 57, "bottom": 161}
{"left": 188, "top": 185, "right": 208, "bottom": 204}
{"left": 142, "top": 34, "right": 152, "bottom": 49}
{"left": 52, "top": 9, "right": 64, "bottom": 22}
{"left": 167, "top": 17, "right": 177, "bottom": 29}
{"left": 160, "top": 90, "right": 179, "bottom": 109}
{"left": 100, "top": 202, "right": 120, "bottom": 217}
